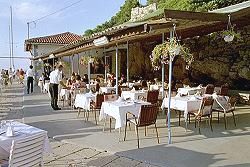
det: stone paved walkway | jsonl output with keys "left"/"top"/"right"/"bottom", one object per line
{"left": 0, "top": 82, "right": 158, "bottom": 167}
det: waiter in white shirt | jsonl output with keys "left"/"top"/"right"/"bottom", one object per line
{"left": 49, "top": 64, "right": 63, "bottom": 110}
{"left": 26, "top": 65, "right": 34, "bottom": 94}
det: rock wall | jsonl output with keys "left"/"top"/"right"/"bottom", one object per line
{"left": 118, "top": 25, "right": 250, "bottom": 89}
{"left": 183, "top": 25, "right": 250, "bottom": 90}
{"left": 130, "top": 3, "right": 157, "bottom": 22}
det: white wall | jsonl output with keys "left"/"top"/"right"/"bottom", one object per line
{"left": 32, "top": 44, "right": 64, "bottom": 57}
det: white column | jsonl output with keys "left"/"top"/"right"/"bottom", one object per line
{"left": 167, "top": 30, "right": 174, "bottom": 145}
{"left": 161, "top": 33, "right": 165, "bottom": 98}
{"left": 104, "top": 47, "right": 107, "bottom": 82}
{"left": 88, "top": 60, "right": 91, "bottom": 84}
{"left": 126, "top": 41, "right": 129, "bottom": 82}
{"left": 115, "top": 45, "right": 119, "bottom": 95}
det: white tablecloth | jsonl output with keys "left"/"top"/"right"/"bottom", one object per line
{"left": 177, "top": 87, "right": 204, "bottom": 96}
{"left": 128, "top": 82, "right": 142, "bottom": 88}
{"left": 161, "top": 96, "right": 201, "bottom": 120}
{"left": 121, "top": 91, "right": 147, "bottom": 101}
{"left": 99, "top": 101, "right": 151, "bottom": 129}
{"left": 161, "top": 95, "right": 229, "bottom": 120}
{"left": 60, "top": 89, "right": 71, "bottom": 100}
{"left": 100, "top": 87, "right": 116, "bottom": 94}
{"left": 74, "top": 93, "right": 96, "bottom": 110}
{"left": 44, "top": 83, "right": 50, "bottom": 92}
{"left": 86, "top": 84, "right": 96, "bottom": 90}
{"left": 0, "top": 121, "right": 51, "bottom": 159}
{"left": 150, "top": 85, "right": 162, "bottom": 90}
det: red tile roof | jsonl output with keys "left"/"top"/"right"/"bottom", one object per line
{"left": 25, "top": 32, "right": 82, "bottom": 45}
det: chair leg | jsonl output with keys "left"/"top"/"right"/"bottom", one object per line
{"left": 178, "top": 111, "right": 181, "bottom": 126}
{"left": 77, "top": 108, "right": 81, "bottom": 117}
{"left": 135, "top": 125, "right": 139, "bottom": 148}
{"left": 124, "top": 120, "right": 127, "bottom": 141}
{"left": 209, "top": 115, "right": 213, "bottom": 132}
{"left": 94, "top": 109, "right": 97, "bottom": 125}
{"left": 103, "top": 117, "right": 106, "bottom": 132}
{"left": 217, "top": 112, "right": 220, "bottom": 123}
{"left": 198, "top": 117, "right": 201, "bottom": 134}
{"left": 144, "top": 126, "right": 147, "bottom": 136}
{"left": 109, "top": 118, "right": 112, "bottom": 132}
{"left": 155, "top": 123, "right": 160, "bottom": 144}
{"left": 224, "top": 113, "right": 227, "bottom": 129}
{"left": 188, "top": 114, "right": 191, "bottom": 124}
{"left": 87, "top": 110, "right": 89, "bottom": 121}
{"left": 232, "top": 111, "right": 236, "bottom": 127}
{"left": 194, "top": 117, "right": 197, "bottom": 128}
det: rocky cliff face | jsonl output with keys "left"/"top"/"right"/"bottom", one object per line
{"left": 184, "top": 25, "right": 250, "bottom": 90}
{"left": 120, "top": 25, "right": 250, "bottom": 90}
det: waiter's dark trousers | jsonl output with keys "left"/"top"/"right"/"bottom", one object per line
{"left": 27, "top": 77, "right": 33, "bottom": 94}
{"left": 49, "top": 83, "right": 59, "bottom": 109}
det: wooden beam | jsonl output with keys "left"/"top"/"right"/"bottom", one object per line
{"left": 164, "top": 9, "right": 228, "bottom": 22}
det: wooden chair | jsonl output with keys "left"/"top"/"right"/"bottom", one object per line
{"left": 95, "top": 83, "right": 100, "bottom": 93}
{"left": 204, "top": 84, "right": 214, "bottom": 94}
{"left": 3, "top": 132, "right": 46, "bottom": 167}
{"left": 212, "top": 96, "right": 237, "bottom": 129}
{"left": 124, "top": 105, "right": 160, "bottom": 148}
{"left": 219, "top": 84, "right": 229, "bottom": 96}
{"left": 146, "top": 90, "right": 159, "bottom": 104}
{"left": 90, "top": 94, "right": 104, "bottom": 125}
{"left": 189, "top": 97, "right": 214, "bottom": 134}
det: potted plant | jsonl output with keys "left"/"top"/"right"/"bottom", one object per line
{"left": 150, "top": 37, "right": 193, "bottom": 70}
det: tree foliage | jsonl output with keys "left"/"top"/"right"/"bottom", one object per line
{"left": 147, "top": 0, "right": 248, "bottom": 11}
{"left": 84, "top": 0, "right": 248, "bottom": 36}
{"left": 84, "top": 0, "right": 139, "bottom": 36}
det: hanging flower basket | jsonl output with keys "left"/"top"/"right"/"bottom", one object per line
{"left": 222, "top": 28, "right": 241, "bottom": 42}
{"left": 80, "top": 56, "right": 98, "bottom": 65}
{"left": 222, "top": 14, "right": 241, "bottom": 43}
{"left": 150, "top": 37, "right": 193, "bottom": 70}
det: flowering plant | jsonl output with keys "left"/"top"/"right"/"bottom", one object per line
{"left": 150, "top": 37, "right": 193, "bottom": 70}
{"left": 80, "top": 56, "right": 97, "bottom": 65}
{"left": 222, "top": 27, "right": 241, "bottom": 42}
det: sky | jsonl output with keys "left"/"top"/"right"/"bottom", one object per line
{"left": 0, "top": 0, "right": 147, "bottom": 70}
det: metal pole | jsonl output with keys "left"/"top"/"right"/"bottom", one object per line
{"left": 88, "top": 61, "right": 91, "bottom": 84}
{"left": 115, "top": 44, "right": 119, "bottom": 95}
{"left": 104, "top": 48, "right": 107, "bottom": 82}
{"left": 9, "top": 25, "right": 12, "bottom": 69}
{"left": 77, "top": 54, "right": 80, "bottom": 75}
{"left": 27, "top": 22, "right": 30, "bottom": 39}
{"left": 161, "top": 33, "right": 165, "bottom": 98}
{"left": 68, "top": 56, "right": 71, "bottom": 77}
{"left": 10, "top": 6, "right": 14, "bottom": 69}
{"left": 126, "top": 41, "right": 129, "bottom": 82}
{"left": 53, "top": 58, "right": 54, "bottom": 70}
{"left": 71, "top": 55, "right": 74, "bottom": 74}
{"left": 167, "top": 30, "right": 174, "bottom": 144}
